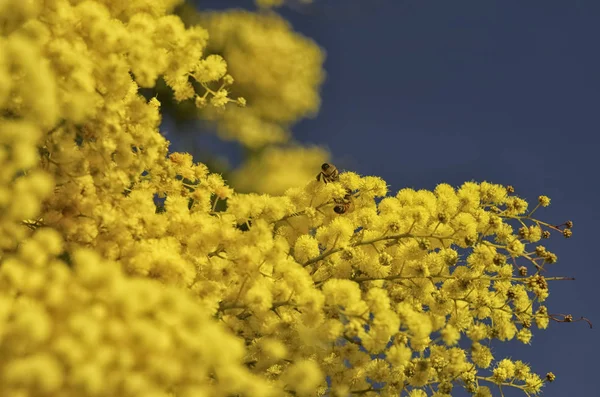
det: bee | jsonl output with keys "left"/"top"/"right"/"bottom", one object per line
{"left": 334, "top": 188, "right": 355, "bottom": 214}
{"left": 316, "top": 163, "right": 339, "bottom": 184}
{"left": 315, "top": 163, "right": 356, "bottom": 214}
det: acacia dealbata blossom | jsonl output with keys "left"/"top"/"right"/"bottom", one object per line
{"left": 0, "top": 0, "right": 575, "bottom": 396}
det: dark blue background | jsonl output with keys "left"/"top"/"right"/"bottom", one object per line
{"left": 172, "top": 1, "right": 599, "bottom": 395}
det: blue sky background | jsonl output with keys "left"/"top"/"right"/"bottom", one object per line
{"left": 169, "top": 1, "right": 599, "bottom": 395}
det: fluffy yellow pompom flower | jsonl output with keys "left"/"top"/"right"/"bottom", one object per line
{"left": 475, "top": 386, "right": 493, "bottom": 397}
{"left": 283, "top": 359, "right": 324, "bottom": 396}
{"left": 538, "top": 195, "right": 551, "bottom": 207}
{"left": 408, "top": 389, "right": 428, "bottom": 397}
{"left": 193, "top": 54, "right": 228, "bottom": 83}
{"left": 294, "top": 235, "right": 321, "bottom": 263}
{"left": 441, "top": 324, "right": 461, "bottom": 346}
{"left": 471, "top": 342, "right": 494, "bottom": 368}
{"left": 386, "top": 344, "right": 412, "bottom": 367}
{"left": 316, "top": 217, "right": 355, "bottom": 249}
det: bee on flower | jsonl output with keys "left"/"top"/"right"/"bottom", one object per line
{"left": 316, "top": 163, "right": 356, "bottom": 214}
{"left": 316, "top": 163, "right": 340, "bottom": 184}
{"left": 333, "top": 188, "right": 355, "bottom": 214}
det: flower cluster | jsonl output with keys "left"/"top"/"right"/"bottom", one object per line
{"left": 1, "top": 1, "right": 577, "bottom": 396}
{"left": 1, "top": 241, "right": 273, "bottom": 396}
{"left": 178, "top": 6, "right": 325, "bottom": 148}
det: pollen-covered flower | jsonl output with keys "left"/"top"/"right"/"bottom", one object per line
{"left": 471, "top": 342, "right": 493, "bottom": 368}
{"left": 516, "top": 328, "right": 533, "bottom": 344}
{"left": 294, "top": 235, "right": 320, "bottom": 263}
{"left": 282, "top": 359, "right": 323, "bottom": 396}
{"left": 538, "top": 195, "right": 551, "bottom": 207}
{"left": 193, "top": 54, "right": 227, "bottom": 83}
